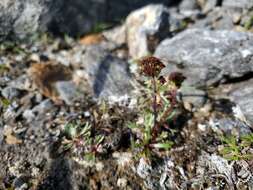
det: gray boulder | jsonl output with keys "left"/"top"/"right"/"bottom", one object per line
{"left": 81, "top": 46, "right": 133, "bottom": 100}
{"left": 222, "top": 0, "right": 253, "bottom": 9}
{"left": 1, "top": 87, "right": 22, "bottom": 100}
{"left": 179, "top": 0, "right": 199, "bottom": 11}
{"left": 229, "top": 79, "right": 253, "bottom": 126}
{"left": 22, "top": 99, "right": 54, "bottom": 123}
{"left": 0, "top": 0, "right": 173, "bottom": 41}
{"left": 125, "top": 4, "right": 170, "bottom": 59}
{"left": 210, "top": 117, "right": 252, "bottom": 136}
{"left": 55, "top": 81, "right": 83, "bottom": 105}
{"left": 179, "top": 86, "right": 207, "bottom": 108}
{"left": 155, "top": 29, "right": 253, "bottom": 87}
{"left": 0, "top": 0, "right": 54, "bottom": 40}
{"left": 191, "top": 7, "right": 235, "bottom": 30}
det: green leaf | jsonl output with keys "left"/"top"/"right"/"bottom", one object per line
{"left": 95, "top": 135, "right": 105, "bottom": 145}
{"left": 64, "top": 123, "right": 77, "bottom": 138}
{"left": 1, "top": 98, "right": 10, "bottom": 108}
{"left": 63, "top": 143, "right": 73, "bottom": 151}
{"left": 84, "top": 153, "right": 96, "bottom": 162}
{"left": 127, "top": 122, "right": 139, "bottom": 129}
{"left": 144, "top": 112, "right": 154, "bottom": 128}
{"left": 241, "top": 134, "right": 253, "bottom": 147}
{"left": 241, "top": 153, "right": 253, "bottom": 160}
{"left": 152, "top": 141, "right": 173, "bottom": 150}
{"left": 79, "top": 122, "right": 91, "bottom": 136}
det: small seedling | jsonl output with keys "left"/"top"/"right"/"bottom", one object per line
{"left": 244, "top": 15, "right": 253, "bottom": 30}
{"left": 128, "top": 56, "right": 185, "bottom": 157}
{"left": 0, "top": 98, "right": 11, "bottom": 109}
{"left": 63, "top": 121, "right": 105, "bottom": 162}
{"left": 0, "top": 64, "right": 9, "bottom": 75}
{"left": 219, "top": 134, "right": 253, "bottom": 161}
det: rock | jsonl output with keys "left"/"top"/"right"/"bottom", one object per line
{"left": 179, "top": 85, "right": 207, "bottom": 109}
{"left": 81, "top": 46, "right": 133, "bottom": 100}
{"left": 1, "top": 87, "right": 22, "bottom": 100}
{"left": 0, "top": 125, "right": 4, "bottom": 144}
{"left": 117, "top": 178, "right": 128, "bottom": 188}
{"left": 4, "top": 125, "right": 22, "bottom": 145}
{"left": 13, "top": 176, "right": 28, "bottom": 190}
{"left": 202, "top": 0, "right": 220, "bottom": 13}
{"left": 125, "top": 4, "right": 170, "bottom": 59}
{"left": 112, "top": 152, "right": 132, "bottom": 167}
{"left": 197, "top": 152, "right": 236, "bottom": 188}
{"left": 23, "top": 99, "right": 54, "bottom": 122}
{"left": 27, "top": 62, "right": 75, "bottom": 103}
{"left": 179, "top": 0, "right": 198, "bottom": 11}
{"left": 22, "top": 110, "right": 35, "bottom": 123}
{"left": 193, "top": 7, "right": 236, "bottom": 30}
{"left": 135, "top": 157, "right": 177, "bottom": 190}
{"left": 55, "top": 81, "right": 82, "bottom": 105}
{"left": 102, "top": 25, "right": 126, "bottom": 47}
{"left": 3, "top": 102, "right": 19, "bottom": 121}
{"left": 222, "top": 0, "right": 253, "bottom": 9}
{"left": 228, "top": 79, "right": 253, "bottom": 126}
{"left": 136, "top": 158, "right": 152, "bottom": 179}
{"left": 0, "top": 0, "right": 172, "bottom": 41}
{"left": 209, "top": 117, "right": 252, "bottom": 136}
{"left": 9, "top": 75, "right": 32, "bottom": 91}
{"left": 178, "top": 0, "right": 201, "bottom": 17}
{"left": 0, "top": 0, "right": 47, "bottom": 40}
{"left": 155, "top": 29, "right": 253, "bottom": 87}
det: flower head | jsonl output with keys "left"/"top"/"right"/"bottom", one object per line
{"left": 138, "top": 56, "right": 165, "bottom": 77}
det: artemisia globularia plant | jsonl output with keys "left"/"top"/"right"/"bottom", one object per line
{"left": 128, "top": 56, "right": 186, "bottom": 157}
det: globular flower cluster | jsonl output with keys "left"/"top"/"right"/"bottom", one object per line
{"left": 138, "top": 56, "right": 165, "bottom": 77}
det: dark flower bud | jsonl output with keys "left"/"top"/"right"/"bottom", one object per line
{"left": 158, "top": 76, "right": 166, "bottom": 84}
{"left": 169, "top": 72, "right": 186, "bottom": 87}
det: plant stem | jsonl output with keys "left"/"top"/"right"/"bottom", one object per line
{"left": 152, "top": 76, "right": 157, "bottom": 129}
{"left": 158, "top": 105, "right": 174, "bottom": 127}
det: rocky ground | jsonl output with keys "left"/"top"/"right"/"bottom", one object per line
{"left": 0, "top": 0, "right": 253, "bottom": 190}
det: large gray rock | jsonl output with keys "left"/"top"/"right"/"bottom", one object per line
{"left": 126, "top": 4, "right": 170, "bottom": 59}
{"left": 0, "top": 0, "right": 53, "bottom": 40}
{"left": 155, "top": 29, "right": 253, "bottom": 87}
{"left": 179, "top": 0, "right": 198, "bottom": 11}
{"left": 1, "top": 87, "right": 22, "bottom": 100}
{"left": 0, "top": 0, "right": 173, "bottom": 41}
{"left": 81, "top": 46, "right": 133, "bottom": 100}
{"left": 229, "top": 79, "right": 253, "bottom": 126}
{"left": 22, "top": 99, "right": 54, "bottom": 123}
{"left": 222, "top": 0, "right": 253, "bottom": 9}
{"left": 191, "top": 7, "right": 235, "bottom": 30}
{"left": 55, "top": 81, "right": 83, "bottom": 105}
{"left": 210, "top": 117, "right": 252, "bottom": 136}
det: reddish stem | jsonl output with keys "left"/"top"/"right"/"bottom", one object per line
{"left": 152, "top": 76, "right": 158, "bottom": 128}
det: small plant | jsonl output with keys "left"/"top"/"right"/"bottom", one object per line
{"left": 63, "top": 121, "right": 105, "bottom": 162}
{"left": 0, "top": 64, "right": 9, "bottom": 75}
{"left": 0, "top": 97, "right": 11, "bottom": 110}
{"left": 128, "top": 56, "right": 185, "bottom": 157}
{"left": 0, "top": 41, "right": 26, "bottom": 55}
{"left": 244, "top": 15, "right": 253, "bottom": 30}
{"left": 219, "top": 134, "right": 253, "bottom": 161}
